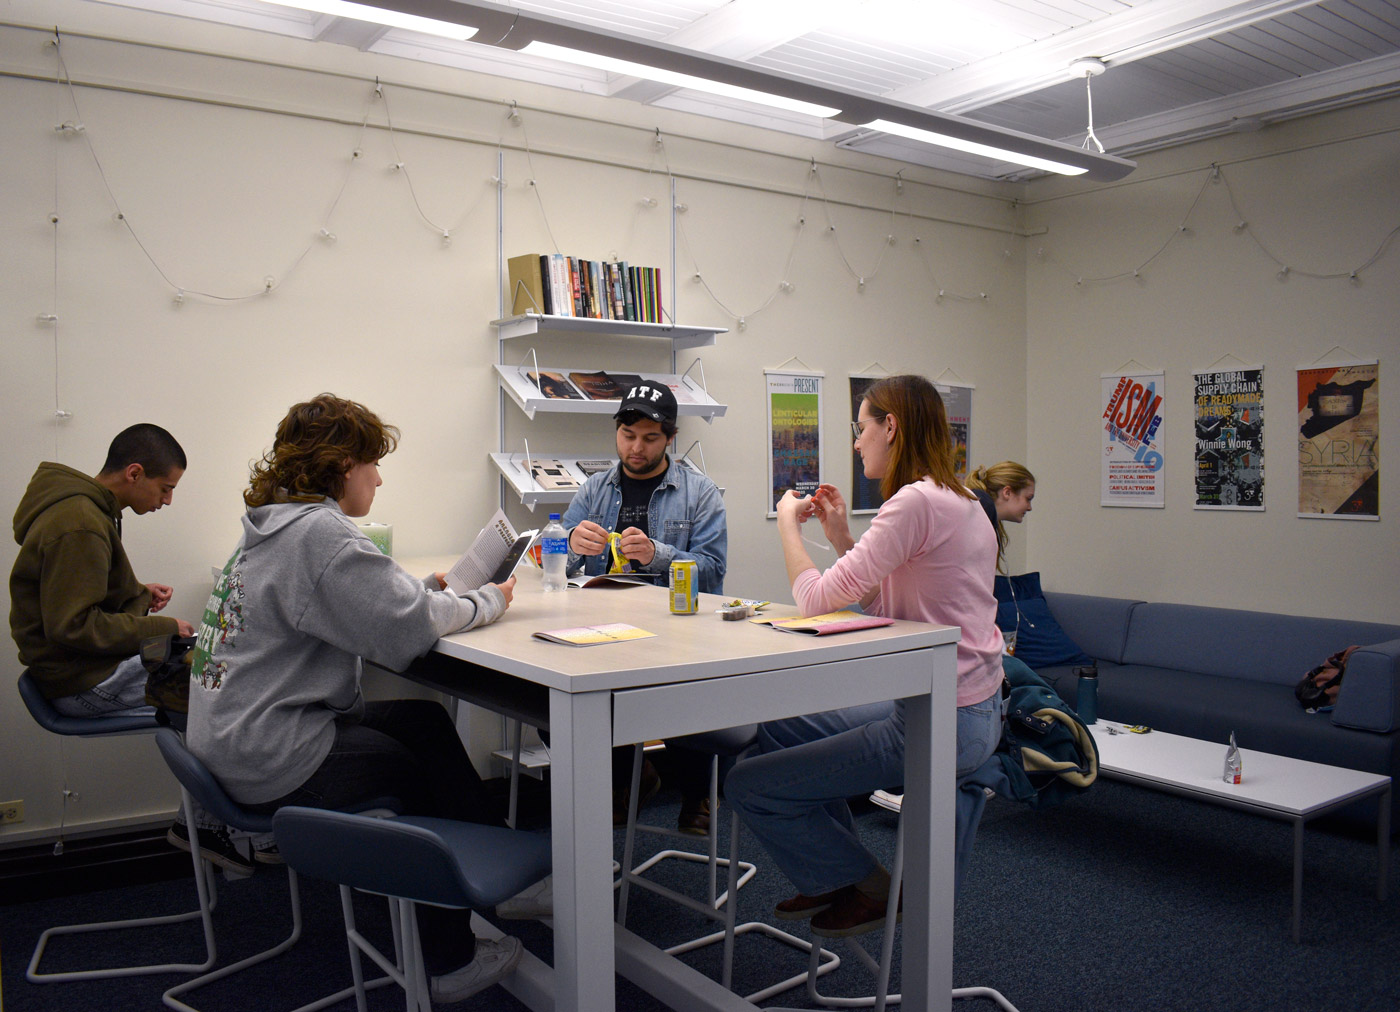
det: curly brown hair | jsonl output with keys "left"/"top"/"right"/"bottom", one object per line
{"left": 244, "top": 394, "right": 400, "bottom": 509}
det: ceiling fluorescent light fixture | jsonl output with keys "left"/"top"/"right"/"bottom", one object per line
{"left": 522, "top": 41, "right": 841, "bottom": 119}
{"left": 257, "top": 0, "right": 478, "bottom": 40}
{"left": 861, "top": 118, "right": 1089, "bottom": 176}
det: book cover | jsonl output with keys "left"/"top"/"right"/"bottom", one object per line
{"left": 754, "top": 610, "right": 896, "bottom": 636}
{"left": 532, "top": 623, "right": 656, "bottom": 646}
{"left": 525, "top": 371, "right": 585, "bottom": 400}
{"left": 568, "top": 371, "right": 644, "bottom": 400}
{"left": 529, "top": 458, "right": 581, "bottom": 491}
{"left": 537, "top": 254, "right": 553, "bottom": 315}
{"left": 575, "top": 459, "right": 614, "bottom": 476}
{"left": 569, "top": 256, "right": 583, "bottom": 316}
{"left": 548, "top": 254, "right": 573, "bottom": 317}
{"left": 619, "top": 260, "right": 634, "bottom": 321}
{"left": 445, "top": 510, "right": 540, "bottom": 592}
{"left": 507, "top": 253, "right": 546, "bottom": 316}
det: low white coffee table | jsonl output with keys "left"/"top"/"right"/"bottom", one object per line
{"left": 1093, "top": 720, "right": 1391, "bottom": 941}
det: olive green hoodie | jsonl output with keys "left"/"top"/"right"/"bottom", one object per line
{"left": 10, "top": 462, "right": 177, "bottom": 698}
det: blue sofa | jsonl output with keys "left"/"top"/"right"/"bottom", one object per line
{"left": 1034, "top": 592, "right": 1400, "bottom": 831}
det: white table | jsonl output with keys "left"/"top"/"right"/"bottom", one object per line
{"left": 1093, "top": 720, "right": 1391, "bottom": 942}
{"left": 398, "top": 562, "right": 961, "bottom": 1012}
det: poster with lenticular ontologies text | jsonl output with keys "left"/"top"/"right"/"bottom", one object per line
{"left": 1194, "top": 367, "right": 1264, "bottom": 511}
{"left": 767, "top": 369, "right": 823, "bottom": 517}
{"left": 1298, "top": 360, "right": 1379, "bottom": 519}
{"left": 1101, "top": 370, "right": 1165, "bottom": 508}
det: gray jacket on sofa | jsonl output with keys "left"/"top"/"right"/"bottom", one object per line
{"left": 1036, "top": 593, "right": 1400, "bottom": 831}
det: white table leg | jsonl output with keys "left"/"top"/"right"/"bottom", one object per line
{"left": 1378, "top": 785, "right": 1391, "bottom": 901}
{"left": 1292, "top": 818, "right": 1304, "bottom": 944}
{"left": 548, "top": 688, "right": 616, "bottom": 1012}
{"left": 901, "top": 671, "right": 957, "bottom": 1012}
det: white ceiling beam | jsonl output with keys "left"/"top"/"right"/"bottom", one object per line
{"left": 1085, "top": 49, "right": 1400, "bottom": 155}
{"left": 887, "top": 0, "right": 1327, "bottom": 113}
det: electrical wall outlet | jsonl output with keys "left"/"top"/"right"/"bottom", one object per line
{"left": 1, "top": 800, "right": 23, "bottom": 824}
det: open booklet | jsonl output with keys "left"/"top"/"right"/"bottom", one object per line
{"left": 751, "top": 610, "right": 895, "bottom": 636}
{"left": 443, "top": 510, "right": 539, "bottom": 594}
{"left": 566, "top": 573, "right": 653, "bottom": 589}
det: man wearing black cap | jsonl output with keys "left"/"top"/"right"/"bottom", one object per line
{"left": 561, "top": 380, "right": 726, "bottom": 593}
{"left": 560, "top": 379, "right": 727, "bottom": 832}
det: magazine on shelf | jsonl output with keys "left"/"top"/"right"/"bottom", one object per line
{"left": 751, "top": 610, "right": 895, "bottom": 636}
{"left": 525, "top": 370, "right": 585, "bottom": 400}
{"left": 444, "top": 510, "right": 539, "bottom": 593}
{"left": 528, "top": 458, "right": 581, "bottom": 491}
{"left": 568, "top": 371, "right": 646, "bottom": 400}
{"left": 532, "top": 623, "right": 656, "bottom": 646}
{"left": 574, "top": 459, "right": 614, "bottom": 477}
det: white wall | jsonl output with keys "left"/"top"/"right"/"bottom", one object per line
{"left": 1, "top": 6, "right": 1028, "bottom": 843}
{"left": 1022, "top": 99, "right": 1400, "bottom": 622}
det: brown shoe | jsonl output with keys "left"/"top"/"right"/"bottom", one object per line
{"left": 677, "top": 794, "right": 711, "bottom": 836}
{"left": 773, "top": 886, "right": 848, "bottom": 921}
{"left": 613, "top": 758, "right": 662, "bottom": 826}
{"left": 810, "top": 886, "right": 902, "bottom": 938}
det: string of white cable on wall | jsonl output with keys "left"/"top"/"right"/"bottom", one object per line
{"left": 1035, "top": 163, "right": 1400, "bottom": 286}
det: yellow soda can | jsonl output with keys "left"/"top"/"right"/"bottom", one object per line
{"left": 669, "top": 559, "right": 698, "bottom": 614}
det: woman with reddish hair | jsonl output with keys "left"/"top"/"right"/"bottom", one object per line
{"left": 727, "top": 375, "right": 1004, "bottom": 937}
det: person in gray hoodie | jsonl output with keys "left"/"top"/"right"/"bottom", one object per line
{"left": 186, "top": 394, "right": 522, "bottom": 1005}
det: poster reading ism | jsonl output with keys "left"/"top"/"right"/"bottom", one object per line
{"left": 1194, "top": 368, "right": 1264, "bottom": 511}
{"left": 1101, "top": 371, "right": 1165, "bottom": 508}
{"left": 767, "top": 369, "right": 823, "bottom": 517}
{"left": 1298, "top": 361, "right": 1379, "bottom": 519}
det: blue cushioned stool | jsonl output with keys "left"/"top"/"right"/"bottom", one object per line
{"left": 18, "top": 671, "right": 218, "bottom": 985}
{"left": 154, "top": 727, "right": 399, "bottom": 1012}
{"left": 273, "top": 807, "right": 553, "bottom": 1012}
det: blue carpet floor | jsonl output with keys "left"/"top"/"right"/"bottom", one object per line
{"left": 2, "top": 778, "right": 1397, "bottom": 1011}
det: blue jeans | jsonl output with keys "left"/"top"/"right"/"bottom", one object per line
{"left": 726, "top": 692, "right": 1003, "bottom": 897}
{"left": 50, "top": 654, "right": 155, "bottom": 718}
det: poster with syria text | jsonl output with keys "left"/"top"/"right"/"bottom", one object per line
{"left": 1194, "top": 367, "right": 1264, "bottom": 511}
{"left": 1298, "top": 361, "right": 1379, "bottom": 519}
{"left": 767, "top": 369, "right": 823, "bottom": 517}
{"left": 1101, "top": 370, "right": 1165, "bottom": 507}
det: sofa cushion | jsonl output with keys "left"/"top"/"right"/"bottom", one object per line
{"left": 994, "top": 573, "right": 1092, "bottom": 671}
{"left": 1043, "top": 592, "right": 1143, "bottom": 665}
{"left": 1121, "top": 603, "right": 1400, "bottom": 688}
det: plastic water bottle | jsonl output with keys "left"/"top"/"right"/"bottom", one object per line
{"left": 540, "top": 513, "right": 568, "bottom": 592}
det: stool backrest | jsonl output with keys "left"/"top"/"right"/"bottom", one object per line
{"left": 154, "top": 726, "right": 274, "bottom": 835}
{"left": 18, "top": 671, "right": 160, "bottom": 737}
{"left": 273, "top": 807, "right": 552, "bottom": 910}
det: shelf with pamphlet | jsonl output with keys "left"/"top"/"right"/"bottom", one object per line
{"left": 492, "top": 441, "right": 722, "bottom": 511}
{"left": 494, "top": 357, "right": 727, "bottom": 422}
{"left": 492, "top": 313, "right": 723, "bottom": 351}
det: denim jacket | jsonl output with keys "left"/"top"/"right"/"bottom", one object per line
{"left": 561, "top": 457, "right": 726, "bottom": 594}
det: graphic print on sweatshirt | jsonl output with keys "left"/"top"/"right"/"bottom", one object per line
{"left": 192, "top": 548, "right": 246, "bottom": 691}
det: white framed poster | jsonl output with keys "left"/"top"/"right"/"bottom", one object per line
{"left": 766, "top": 368, "right": 823, "bottom": 517}
{"left": 1101, "top": 370, "right": 1165, "bottom": 508}
{"left": 1194, "top": 367, "right": 1264, "bottom": 511}
{"left": 936, "top": 382, "right": 973, "bottom": 485}
{"left": 1298, "top": 360, "right": 1379, "bottom": 519}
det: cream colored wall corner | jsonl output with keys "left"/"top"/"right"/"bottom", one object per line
{"left": 1021, "top": 99, "right": 1400, "bottom": 622}
{"left": 1, "top": 9, "right": 1028, "bottom": 842}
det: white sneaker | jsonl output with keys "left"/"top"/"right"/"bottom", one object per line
{"left": 495, "top": 875, "right": 553, "bottom": 920}
{"left": 429, "top": 936, "right": 523, "bottom": 1004}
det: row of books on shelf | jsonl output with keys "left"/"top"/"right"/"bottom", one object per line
{"left": 522, "top": 369, "right": 699, "bottom": 404}
{"left": 508, "top": 253, "right": 663, "bottom": 323}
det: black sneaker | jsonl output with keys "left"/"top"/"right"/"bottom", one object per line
{"left": 167, "top": 822, "right": 255, "bottom": 875}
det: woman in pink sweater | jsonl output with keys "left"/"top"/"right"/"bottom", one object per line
{"left": 726, "top": 374, "right": 1004, "bottom": 937}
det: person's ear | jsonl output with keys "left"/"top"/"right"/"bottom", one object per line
{"left": 998, "top": 485, "right": 1015, "bottom": 502}
{"left": 124, "top": 463, "right": 144, "bottom": 484}
{"left": 884, "top": 414, "right": 897, "bottom": 442}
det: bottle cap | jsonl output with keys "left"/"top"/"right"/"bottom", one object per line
{"left": 549, "top": 513, "right": 561, "bottom": 520}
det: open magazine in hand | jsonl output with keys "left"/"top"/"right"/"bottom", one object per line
{"left": 443, "top": 510, "right": 539, "bottom": 594}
